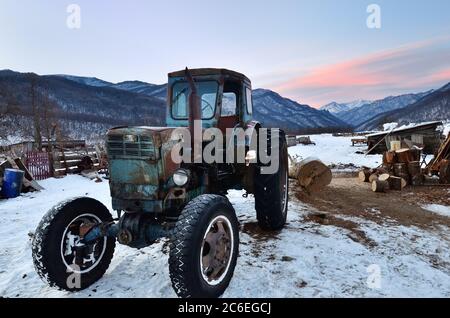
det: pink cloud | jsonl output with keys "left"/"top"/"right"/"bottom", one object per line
{"left": 271, "top": 36, "right": 450, "bottom": 107}
{"left": 426, "top": 68, "right": 450, "bottom": 83}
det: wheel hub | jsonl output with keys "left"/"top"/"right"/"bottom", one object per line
{"left": 201, "top": 217, "right": 233, "bottom": 285}
{"left": 60, "top": 214, "right": 107, "bottom": 274}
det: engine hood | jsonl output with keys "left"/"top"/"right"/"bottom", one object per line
{"left": 107, "top": 126, "right": 178, "bottom": 148}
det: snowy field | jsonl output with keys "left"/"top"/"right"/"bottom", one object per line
{"left": 0, "top": 134, "right": 449, "bottom": 298}
{"left": 289, "top": 134, "right": 382, "bottom": 168}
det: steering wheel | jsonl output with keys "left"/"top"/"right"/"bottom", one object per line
{"left": 201, "top": 98, "right": 214, "bottom": 115}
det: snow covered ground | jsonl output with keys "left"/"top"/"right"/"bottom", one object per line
{"left": 1, "top": 174, "right": 449, "bottom": 298}
{"left": 422, "top": 204, "right": 450, "bottom": 218}
{"left": 289, "top": 134, "right": 382, "bottom": 168}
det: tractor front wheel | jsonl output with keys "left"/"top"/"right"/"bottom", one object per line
{"left": 32, "top": 197, "right": 116, "bottom": 291}
{"left": 169, "top": 194, "right": 239, "bottom": 298}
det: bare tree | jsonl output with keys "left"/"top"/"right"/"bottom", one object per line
{"left": 40, "top": 84, "right": 59, "bottom": 141}
{"left": 29, "top": 73, "right": 42, "bottom": 149}
{"left": 0, "top": 83, "right": 21, "bottom": 139}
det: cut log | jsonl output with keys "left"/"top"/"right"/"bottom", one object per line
{"left": 407, "top": 161, "right": 421, "bottom": 177}
{"left": 369, "top": 174, "right": 379, "bottom": 183}
{"left": 295, "top": 157, "right": 332, "bottom": 193}
{"left": 388, "top": 176, "right": 407, "bottom": 190}
{"left": 372, "top": 180, "right": 389, "bottom": 193}
{"left": 359, "top": 169, "right": 371, "bottom": 182}
{"left": 383, "top": 151, "right": 397, "bottom": 164}
{"left": 395, "top": 148, "right": 416, "bottom": 163}
{"left": 376, "top": 167, "right": 389, "bottom": 175}
{"left": 397, "top": 173, "right": 410, "bottom": 185}
{"left": 393, "top": 163, "right": 408, "bottom": 176}
{"left": 378, "top": 173, "right": 391, "bottom": 182}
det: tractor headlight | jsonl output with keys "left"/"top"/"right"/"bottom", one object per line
{"left": 173, "top": 169, "right": 190, "bottom": 187}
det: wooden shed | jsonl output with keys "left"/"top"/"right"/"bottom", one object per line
{"left": 366, "top": 121, "right": 443, "bottom": 154}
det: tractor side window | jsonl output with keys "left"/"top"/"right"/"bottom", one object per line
{"left": 172, "top": 90, "right": 188, "bottom": 118}
{"left": 245, "top": 87, "right": 253, "bottom": 115}
{"left": 221, "top": 92, "right": 237, "bottom": 116}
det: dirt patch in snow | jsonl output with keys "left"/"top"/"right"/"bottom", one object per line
{"left": 303, "top": 212, "right": 377, "bottom": 248}
{"left": 241, "top": 221, "right": 280, "bottom": 241}
{"left": 293, "top": 178, "right": 450, "bottom": 229}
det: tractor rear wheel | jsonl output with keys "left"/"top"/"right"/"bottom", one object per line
{"left": 169, "top": 194, "right": 239, "bottom": 298}
{"left": 254, "top": 129, "right": 289, "bottom": 230}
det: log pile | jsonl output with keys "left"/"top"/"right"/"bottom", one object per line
{"left": 359, "top": 147, "right": 431, "bottom": 193}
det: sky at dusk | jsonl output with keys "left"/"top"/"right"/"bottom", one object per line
{"left": 1, "top": 0, "right": 450, "bottom": 107}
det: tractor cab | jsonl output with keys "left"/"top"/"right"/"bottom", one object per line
{"left": 166, "top": 68, "right": 254, "bottom": 132}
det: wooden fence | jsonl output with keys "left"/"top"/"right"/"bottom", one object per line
{"left": 52, "top": 146, "right": 106, "bottom": 176}
{"left": 25, "top": 152, "right": 52, "bottom": 180}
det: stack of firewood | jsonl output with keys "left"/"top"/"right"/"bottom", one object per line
{"left": 359, "top": 147, "right": 427, "bottom": 193}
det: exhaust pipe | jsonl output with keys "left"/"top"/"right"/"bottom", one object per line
{"left": 185, "top": 67, "right": 202, "bottom": 163}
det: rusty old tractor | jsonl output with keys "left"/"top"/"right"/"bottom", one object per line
{"left": 32, "top": 68, "right": 289, "bottom": 298}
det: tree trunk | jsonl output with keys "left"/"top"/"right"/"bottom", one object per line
{"left": 372, "top": 180, "right": 389, "bottom": 193}
{"left": 29, "top": 74, "right": 42, "bottom": 150}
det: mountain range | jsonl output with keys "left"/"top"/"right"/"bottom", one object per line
{"left": 1, "top": 69, "right": 449, "bottom": 143}
{"left": 57, "top": 74, "right": 349, "bottom": 133}
{"left": 355, "top": 83, "right": 450, "bottom": 131}
{"left": 320, "top": 85, "right": 449, "bottom": 131}
{"left": 320, "top": 99, "right": 372, "bottom": 114}
{"left": 0, "top": 70, "right": 348, "bottom": 142}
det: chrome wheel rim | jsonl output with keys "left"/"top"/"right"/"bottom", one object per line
{"left": 60, "top": 213, "right": 107, "bottom": 274}
{"left": 199, "top": 215, "right": 234, "bottom": 286}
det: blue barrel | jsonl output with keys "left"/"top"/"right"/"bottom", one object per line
{"left": 1, "top": 168, "right": 25, "bottom": 199}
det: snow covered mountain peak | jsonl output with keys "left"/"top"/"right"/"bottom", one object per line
{"left": 320, "top": 99, "right": 371, "bottom": 114}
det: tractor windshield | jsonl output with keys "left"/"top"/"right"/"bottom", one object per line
{"left": 171, "top": 81, "right": 219, "bottom": 120}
